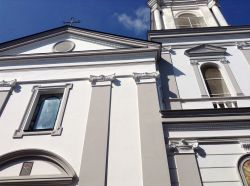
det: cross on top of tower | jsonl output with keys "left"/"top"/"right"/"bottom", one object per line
{"left": 63, "top": 17, "right": 80, "bottom": 26}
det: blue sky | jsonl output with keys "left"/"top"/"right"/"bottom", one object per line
{"left": 0, "top": 0, "right": 250, "bottom": 43}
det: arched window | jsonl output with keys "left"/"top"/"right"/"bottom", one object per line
{"left": 175, "top": 13, "right": 206, "bottom": 28}
{"left": 201, "top": 64, "right": 230, "bottom": 97}
{"left": 239, "top": 156, "right": 250, "bottom": 186}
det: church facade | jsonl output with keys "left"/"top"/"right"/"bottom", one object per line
{"left": 0, "top": 0, "right": 250, "bottom": 186}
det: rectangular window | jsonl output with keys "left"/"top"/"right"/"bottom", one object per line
{"left": 13, "top": 84, "right": 72, "bottom": 138}
{"left": 25, "top": 94, "right": 63, "bottom": 132}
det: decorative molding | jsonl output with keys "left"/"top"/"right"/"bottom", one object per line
{"left": 185, "top": 44, "right": 227, "bottom": 57}
{"left": 147, "top": 0, "right": 160, "bottom": 9}
{"left": 237, "top": 42, "right": 250, "bottom": 50}
{"left": 89, "top": 74, "right": 116, "bottom": 86}
{"left": 220, "top": 57, "right": 230, "bottom": 64}
{"left": 162, "top": 46, "right": 172, "bottom": 53}
{"left": 190, "top": 60, "right": 199, "bottom": 65}
{"left": 169, "top": 139, "right": 199, "bottom": 154}
{"left": 240, "top": 140, "right": 250, "bottom": 152}
{"left": 133, "top": 72, "right": 159, "bottom": 83}
{"left": 0, "top": 79, "right": 16, "bottom": 88}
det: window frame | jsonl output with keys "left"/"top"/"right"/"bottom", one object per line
{"left": 239, "top": 155, "right": 250, "bottom": 186}
{"left": 200, "top": 63, "right": 231, "bottom": 97}
{"left": 13, "top": 84, "right": 72, "bottom": 138}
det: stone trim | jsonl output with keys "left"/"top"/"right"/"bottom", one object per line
{"left": 0, "top": 149, "right": 78, "bottom": 185}
{"left": 13, "top": 84, "right": 72, "bottom": 138}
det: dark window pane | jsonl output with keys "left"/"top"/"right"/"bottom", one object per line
{"left": 206, "top": 79, "right": 230, "bottom": 96}
{"left": 203, "top": 67, "right": 222, "bottom": 79}
{"left": 28, "top": 94, "right": 62, "bottom": 131}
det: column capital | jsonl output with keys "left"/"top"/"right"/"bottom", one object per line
{"left": 208, "top": 0, "right": 217, "bottom": 8}
{"left": 190, "top": 60, "right": 199, "bottom": 65}
{"left": 0, "top": 79, "right": 17, "bottom": 91}
{"left": 133, "top": 72, "right": 159, "bottom": 84}
{"left": 240, "top": 140, "right": 250, "bottom": 153}
{"left": 89, "top": 74, "right": 116, "bottom": 86}
{"left": 169, "top": 139, "right": 199, "bottom": 154}
{"left": 148, "top": 0, "right": 161, "bottom": 9}
{"left": 237, "top": 42, "right": 250, "bottom": 50}
{"left": 220, "top": 58, "right": 230, "bottom": 64}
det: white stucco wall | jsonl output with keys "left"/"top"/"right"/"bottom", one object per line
{"left": 161, "top": 43, "right": 250, "bottom": 110}
{"left": 0, "top": 39, "right": 157, "bottom": 186}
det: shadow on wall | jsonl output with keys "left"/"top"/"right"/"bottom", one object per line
{"left": 157, "top": 56, "right": 185, "bottom": 109}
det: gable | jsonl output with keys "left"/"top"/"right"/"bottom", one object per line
{"left": 185, "top": 44, "right": 227, "bottom": 57}
{"left": 0, "top": 26, "right": 158, "bottom": 56}
{"left": 0, "top": 34, "right": 128, "bottom": 56}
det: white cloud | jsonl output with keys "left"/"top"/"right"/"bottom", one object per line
{"left": 115, "top": 7, "right": 150, "bottom": 34}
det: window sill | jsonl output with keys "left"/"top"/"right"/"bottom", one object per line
{"left": 13, "top": 127, "right": 63, "bottom": 139}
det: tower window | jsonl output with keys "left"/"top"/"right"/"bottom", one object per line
{"left": 201, "top": 64, "right": 230, "bottom": 97}
{"left": 175, "top": 13, "right": 206, "bottom": 28}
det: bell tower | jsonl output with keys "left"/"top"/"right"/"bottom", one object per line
{"left": 147, "top": 0, "right": 229, "bottom": 30}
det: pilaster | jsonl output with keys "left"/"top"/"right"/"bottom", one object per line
{"left": 79, "top": 74, "right": 115, "bottom": 186}
{"left": 169, "top": 139, "right": 202, "bottom": 186}
{"left": 133, "top": 72, "right": 172, "bottom": 186}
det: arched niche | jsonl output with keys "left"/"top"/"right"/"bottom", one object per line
{"left": 0, "top": 149, "right": 78, "bottom": 185}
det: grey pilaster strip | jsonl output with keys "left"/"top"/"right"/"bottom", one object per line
{"left": 221, "top": 59, "right": 244, "bottom": 96}
{"left": 79, "top": 75, "right": 115, "bottom": 186}
{"left": 134, "top": 72, "right": 172, "bottom": 186}
{"left": 161, "top": 51, "right": 182, "bottom": 110}
{"left": 190, "top": 61, "right": 209, "bottom": 97}
{"left": 175, "top": 154, "right": 202, "bottom": 186}
{"left": 169, "top": 140, "right": 202, "bottom": 186}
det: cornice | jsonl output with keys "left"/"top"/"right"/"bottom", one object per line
{"left": 149, "top": 26, "right": 250, "bottom": 39}
{"left": 0, "top": 48, "right": 159, "bottom": 62}
{"left": 0, "top": 26, "right": 161, "bottom": 54}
